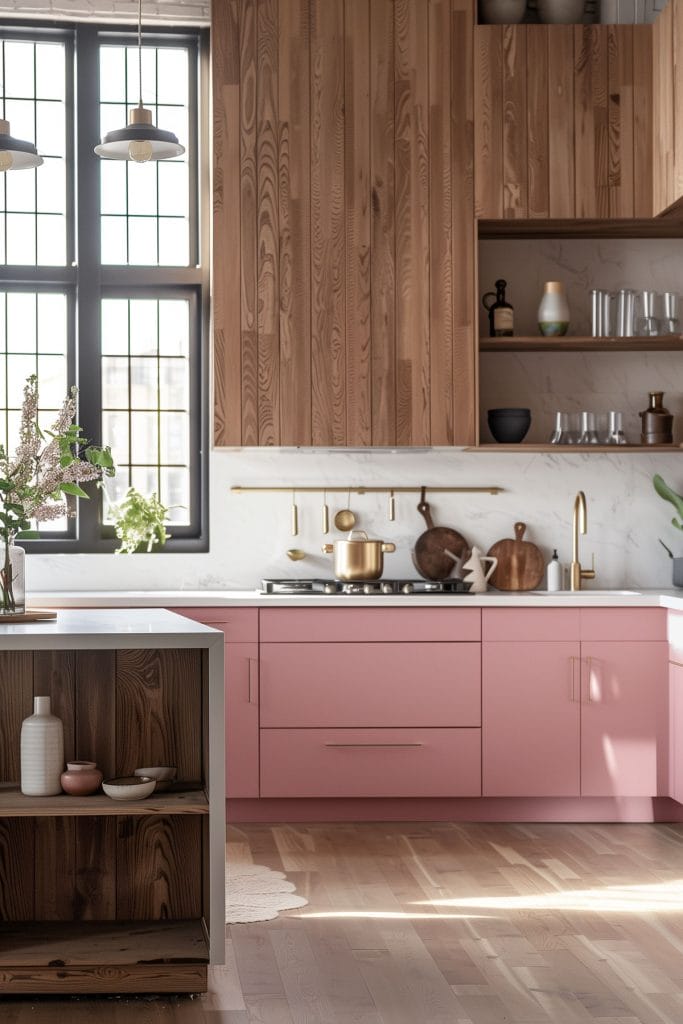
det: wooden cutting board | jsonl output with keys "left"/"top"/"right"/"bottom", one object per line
{"left": 487, "top": 522, "right": 545, "bottom": 591}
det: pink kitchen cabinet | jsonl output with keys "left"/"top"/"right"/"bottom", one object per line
{"left": 175, "top": 608, "right": 259, "bottom": 799}
{"left": 483, "top": 609, "right": 668, "bottom": 798}
{"left": 670, "top": 662, "right": 683, "bottom": 803}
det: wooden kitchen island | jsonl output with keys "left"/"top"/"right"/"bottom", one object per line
{"left": 0, "top": 609, "right": 224, "bottom": 995}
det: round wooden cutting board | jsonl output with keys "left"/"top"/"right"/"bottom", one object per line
{"left": 487, "top": 522, "right": 545, "bottom": 591}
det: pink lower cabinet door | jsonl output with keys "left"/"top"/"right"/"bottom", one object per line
{"left": 483, "top": 641, "right": 581, "bottom": 797}
{"left": 580, "top": 641, "right": 669, "bottom": 797}
{"left": 670, "top": 662, "right": 683, "bottom": 802}
{"left": 260, "top": 728, "right": 481, "bottom": 797}
{"left": 225, "top": 642, "right": 259, "bottom": 798}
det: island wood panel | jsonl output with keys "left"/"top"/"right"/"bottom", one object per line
{"left": 73, "top": 651, "right": 116, "bottom": 779}
{"left": 256, "top": 0, "right": 280, "bottom": 446}
{"left": 0, "top": 652, "right": 32, "bottom": 782}
{"left": 395, "top": 0, "right": 430, "bottom": 446}
{"left": 526, "top": 25, "right": 549, "bottom": 219}
{"left": 212, "top": 0, "right": 242, "bottom": 446}
{"left": 370, "top": 0, "right": 396, "bottom": 445}
{"left": 33, "top": 651, "right": 76, "bottom": 761}
{"left": 345, "top": 0, "right": 371, "bottom": 446}
{"left": 278, "top": 0, "right": 312, "bottom": 445}
{"left": 240, "top": 0, "right": 259, "bottom": 445}
{"left": 547, "top": 25, "right": 575, "bottom": 218}
{"left": 116, "top": 816, "right": 203, "bottom": 920}
{"left": 502, "top": 24, "right": 527, "bottom": 219}
{"left": 451, "top": 0, "right": 476, "bottom": 445}
{"left": 214, "top": 0, "right": 476, "bottom": 447}
{"left": 115, "top": 649, "right": 202, "bottom": 781}
{"left": 0, "top": 819, "right": 33, "bottom": 920}
{"left": 632, "top": 25, "right": 653, "bottom": 218}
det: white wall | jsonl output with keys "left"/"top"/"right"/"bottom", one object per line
{"left": 26, "top": 446, "right": 683, "bottom": 592}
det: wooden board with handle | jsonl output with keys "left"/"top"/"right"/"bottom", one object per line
{"left": 413, "top": 488, "right": 470, "bottom": 581}
{"left": 486, "top": 522, "right": 545, "bottom": 591}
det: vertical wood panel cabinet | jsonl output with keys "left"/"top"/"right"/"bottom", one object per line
{"left": 0, "top": 616, "right": 224, "bottom": 996}
{"left": 213, "top": 0, "right": 476, "bottom": 447}
{"left": 482, "top": 608, "right": 669, "bottom": 798}
{"left": 258, "top": 608, "right": 482, "bottom": 797}
{"left": 474, "top": 23, "right": 654, "bottom": 220}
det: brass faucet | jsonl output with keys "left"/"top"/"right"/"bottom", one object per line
{"left": 570, "top": 490, "right": 596, "bottom": 591}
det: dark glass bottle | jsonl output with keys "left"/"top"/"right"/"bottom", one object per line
{"left": 482, "top": 279, "right": 514, "bottom": 337}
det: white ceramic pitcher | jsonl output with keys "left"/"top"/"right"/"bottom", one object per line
{"left": 462, "top": 546, "right": 498, "bottom": 594}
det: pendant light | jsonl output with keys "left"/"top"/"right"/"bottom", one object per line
{"left": 94, "top": 0, "right": 185, "bottom": 163}
{"left": 0, "top": 112, "right": 43, "bottom": 172}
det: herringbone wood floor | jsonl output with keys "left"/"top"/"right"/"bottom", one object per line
{"left": 4, "top": 821, "right": 683, "bottom": 1022}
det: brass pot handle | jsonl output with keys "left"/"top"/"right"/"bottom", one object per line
{"left": 322, "top": 544, "right": 334, "bottom": 554}
{"left": 382, "top": 543, "right": 396, "bottom": 553}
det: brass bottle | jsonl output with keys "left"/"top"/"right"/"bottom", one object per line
{"left": 640, "top": 391, "right": 673, "bottom": 445}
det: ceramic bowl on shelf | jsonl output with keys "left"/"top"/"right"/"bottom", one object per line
{"left": 102, "top": 776, "right": 156, "bottom": 801}
{"left": 479, "top": 0, "right": 526, "bottom": 22}
{"left": 487, "top": 407, "right": 531, "bottom": 443}
{"left": 134, "top": 766, "right": 176, "bottom": 792}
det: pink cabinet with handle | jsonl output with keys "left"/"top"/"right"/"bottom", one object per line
{"left": 670, "top": 661, "right": 683, "bottom": 803}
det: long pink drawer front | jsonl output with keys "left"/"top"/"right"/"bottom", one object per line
{"left": 260, "top": 642, "right": 481, "bottom": 727}
{"left": 259, "top": 607, "right": 481, "bottom": 642}
{"left": 175, "top": 607, "right": 258, "bottom": 643}
{"left": 260, "top": 727, "right": 482, "bottom": 797}
{"left": 580, "top": 608, "right": 666, "bottom": 642}
{"left": 483, "top": 608, "right": 580, "bottom": 642}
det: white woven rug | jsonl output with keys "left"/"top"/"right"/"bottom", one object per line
{"left": 226, "top": 862, "right": 308, "bottom": 924}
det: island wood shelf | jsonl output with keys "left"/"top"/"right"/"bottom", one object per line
{"left": 0, "top": 919, "right": 208, "bottom": 994}
{"left": 479, "top": 336, "right": 683, "bottom": 353}
{"left": 0, "top": 784, "right": 208, "bottom": 816}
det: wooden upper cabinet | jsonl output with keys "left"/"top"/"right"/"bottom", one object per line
{"left": 474, "top": 23, "right": 654, "bottom": 221}
{"left": 213, "top": 0, "right": 477, "bottom": 447}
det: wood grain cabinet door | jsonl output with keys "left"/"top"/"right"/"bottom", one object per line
{"left": 580, "top": 641, "right": 668, "bottom": 797}
{"left": 474, "top": 24, "right": 654, "bottom": 220}
{"left": 482, "top": 641, "right": 581, "bottom": 797}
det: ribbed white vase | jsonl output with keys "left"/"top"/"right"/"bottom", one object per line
{"left": 20, "top": 696, "right": 64, "bottom": 796}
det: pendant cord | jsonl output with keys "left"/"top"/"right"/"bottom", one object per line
{"left": 137, "top": 0, "right": 143, "bottom": 106}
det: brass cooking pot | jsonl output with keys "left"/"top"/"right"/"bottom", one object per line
{"left": 322, "top": 530, "right": 396, "bottom": 581}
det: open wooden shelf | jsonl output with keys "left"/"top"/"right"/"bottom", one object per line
{"left": 478, "top": 218, "right": 683, "bottom": 239}
{"left": 0, "top": 919, "right": 208, "bottom": 994}
{"left": 470, "top": 443, "right": 682, "bottom": 453}
{"left": 0, "top": 783, "right": 208, "bottom": 816}
{"left": 480, "top": 335, "right": 683, "bottom": 353}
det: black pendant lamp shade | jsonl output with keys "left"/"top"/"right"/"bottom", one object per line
{"left": 94, "top": 0, "right": 185, "bottom": 163}
{"left": 0, "top": 117, "right": 43, "bottom": 171}
{"left": 94, "top": 103, "right": 184, "bottom": 162}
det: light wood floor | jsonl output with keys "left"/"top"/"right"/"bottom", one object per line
{"left": 5, "top": 821, "right": 683, "bottom": 1022}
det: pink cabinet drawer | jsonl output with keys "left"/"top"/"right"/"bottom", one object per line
{"left": 260, "top": 727, "right": 481, "bottom": 797}
{"left": 259, "top": 607, "right": 481, "bottom": 642}
{"left": 174, "top": 607, "right": 258, "bottom": 643}
{"left": 483, "top": 608, "right": 580, "bottom": 642}
{"left": 260, "top": 642, "right": 480, "bottom": 726}
{"left": 580, "top": 608, "right": 666, "bottom": 642}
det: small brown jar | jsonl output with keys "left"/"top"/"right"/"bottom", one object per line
{"left": 60, "top": 760, "right": 103, "bottom": 796}
{"left": 640, "top": 391, "right": 673, "bottom": 445}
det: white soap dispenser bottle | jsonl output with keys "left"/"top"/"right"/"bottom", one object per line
{"left": 546, "top": 549, "right": 562, "bottom": 592}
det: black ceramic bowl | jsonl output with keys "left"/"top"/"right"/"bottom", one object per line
{"left": 487, "top": 407, "right": 531, "bottom": 443}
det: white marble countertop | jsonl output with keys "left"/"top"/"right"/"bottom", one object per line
{"left": 0, "top": 607, "right": 224, "bottom": 649}
{"left": 29, "top": 588, "right": 683, "bottom": 609}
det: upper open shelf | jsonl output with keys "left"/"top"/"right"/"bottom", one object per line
{"left": 480, "top": 335, "right": 683, "bottom": 353}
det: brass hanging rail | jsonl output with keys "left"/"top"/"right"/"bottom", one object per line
{"left": 231, "top": 485, "right": 504, "bottom": 495}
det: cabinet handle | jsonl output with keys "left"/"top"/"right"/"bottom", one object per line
{"left": 569, "top": 656, "right": 579, "bottom": 702}
{"left": 586, "top": 656, "right": 598, "bottom": 703}
{"left": 247, "top": 658, "right": 257, "bottom": 704}
{"left": 324, "top": 742, "right": 423, "bottom": 748}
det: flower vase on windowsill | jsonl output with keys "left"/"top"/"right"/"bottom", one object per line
{"left": 0, "top": 534, "right": 25, "bottom": 615}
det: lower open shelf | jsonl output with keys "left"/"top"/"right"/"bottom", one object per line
{"left": 0, "top": 919, "right": 209, "bottom": 994}
{"left": 0, "top": 783, "right": 208, "bottom": 816}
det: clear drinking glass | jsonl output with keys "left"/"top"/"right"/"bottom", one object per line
{"left": 579, "top": 411, "right": 600, "bottom": 444}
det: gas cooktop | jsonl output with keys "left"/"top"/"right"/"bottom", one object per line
{"left": 261, "top": 578, "right": 472, "bottom": 595}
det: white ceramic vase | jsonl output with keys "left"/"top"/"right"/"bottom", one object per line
{"left": 21, "top": 696, "right": 64, "bottom": 796}
{"left": 537, "top": 281, "right": 570, "bottom": 336}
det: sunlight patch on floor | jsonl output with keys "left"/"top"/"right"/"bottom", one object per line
{"left": 412, "top": 879, "right": 683, "bottom": 914}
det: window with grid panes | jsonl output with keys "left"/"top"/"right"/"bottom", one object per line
{"left": 0, "top": 24, "right": 208, "bottom": 552}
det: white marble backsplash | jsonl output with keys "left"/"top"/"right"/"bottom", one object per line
{"left": 26, "top": 446, "right": 683, "bottom": 593}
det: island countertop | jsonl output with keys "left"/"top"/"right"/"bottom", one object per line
{"left": 0, "top": 607, "right": 224, "bottom": 650}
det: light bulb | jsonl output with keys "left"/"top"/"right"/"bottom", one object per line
{"left": 0, "top": 151, "right": 14, "bottom": 172}
{"left": 128, "top": 139, "right": 153, "bottom": 163}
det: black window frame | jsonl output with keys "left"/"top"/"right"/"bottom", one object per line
{"left": 0, "top": 20, "right": 210, "bottom": 553}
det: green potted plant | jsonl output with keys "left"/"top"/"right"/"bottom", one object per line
{"left": 109, "top": 487, "right": 171, "bottom": 554}
{"left": 0, "top": 375, "right": 115, "bottom": 614}
{"left": 653, "top": 474, "right": 683, "bottom": 587}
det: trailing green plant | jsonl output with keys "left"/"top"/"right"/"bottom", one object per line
{"left": 109, "top": 487, "right": 171, "bottom": 554}
{"left": 653, "top": 473, "right": 683, "bottom": 532}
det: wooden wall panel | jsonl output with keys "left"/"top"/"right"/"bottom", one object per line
{"left": 502, "top": 25, "right": 527, "bottom": 219}
{"left": 213, "top": 0, "right": 477, "bottom": 448}
{"left": 575, "top": 26, "right": 609, "bottom": 218}
{"left": 345, "top": 0, "right": 372, "bottom": 446}
{"left": 311, "top": 0, "right": 346, "bottom": 445}
{"left": 675, "top": 1, "right": 683, "bottom": 202}
{"left": 213, "top": 0, "right": 242, "bottom": 446}
{"left": 608, "top": 25, "right": 634, "bottom": 218}
{"left": 395, "top": 0, "right": 430, "bottom": 446}
{"left": 370, "top": 0, "right": 396, "bottom": 446}
{"left": 653, "top": 0, "right": 675, "bottom": 214}
{"left": 279, "top": 0, "right": 311, "bottom": 445}
{"left": 526, "top": 26, "right": 549, "bottom": 219}
{"left": 547, "top": 26, "right": 575, "bottom": 218}
{"left": 633, "top": 25, "right": 653, "bottom": 218}
{"left": 474, "top": 25, "right": 504, "bottom": 219}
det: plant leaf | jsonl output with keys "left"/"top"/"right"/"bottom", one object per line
{"left": 654, "top": 474, "right": 683, "bottom": 531}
